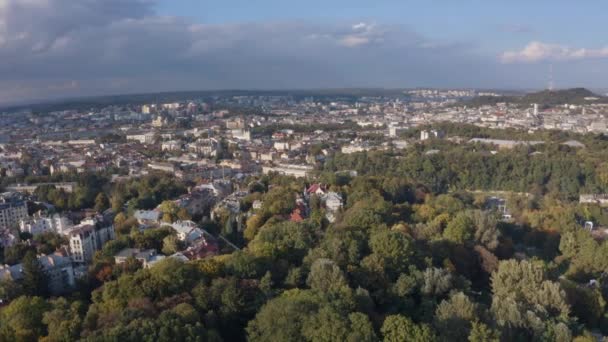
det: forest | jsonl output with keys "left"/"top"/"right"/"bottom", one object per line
{"left": 1, "top": 127, "right": 608, "bottom": 341}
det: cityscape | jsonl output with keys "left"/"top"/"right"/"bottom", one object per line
{"left": 1, "top": 1, "right": 608, "bottom": 342}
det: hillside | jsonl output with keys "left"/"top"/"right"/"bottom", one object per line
{"left": 464, "top": 88, "right": 608, "bottom": 108}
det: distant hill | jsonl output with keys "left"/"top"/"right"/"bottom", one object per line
{"left": 463, "top": 88, "right": 608, "bottom": 108}
{"left": 0, "top": 88, "right": 411, "bottom": 113}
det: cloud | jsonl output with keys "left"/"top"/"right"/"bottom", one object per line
{"left": 501, "top": 41, "right": 608, "bottom": 63}
{"left": 0, "top": 0, "right": 503, "bottom": 103}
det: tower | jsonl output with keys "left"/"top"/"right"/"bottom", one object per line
{"left": 548, "top": 63, "right": 554, "bottom": 91}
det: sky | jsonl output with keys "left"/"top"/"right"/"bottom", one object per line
{"left": 1, "top": 0, "right": 608, "bottom": 104}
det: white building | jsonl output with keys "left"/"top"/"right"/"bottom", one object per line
{"left": 187, "top": 138, "right": 221, "bottom": 157}
{"left": 420, "top": 129, "right": 445, "bottom": 141}
{"left": 127, "top": 132, "right": 155, "bottom": 144}
{"left": 61, "top": 217, "right": 115, "bottom": 264}
{"left": 170, "top": 220, "right": 204, "bottom": 244}
{"left": 231, "top": 129, "right": 252, "bottom": 141}
{"left": 274, "top": 141, "right": 290, "bottom": 151}
{"left": 262, "top": 164, "right": 314, "bottom": 178}
{"left": 161, "top": 140, "right": 182, "bottom": 152}
{"left": 20, "top": 213, "right": 72, "bottom": 236}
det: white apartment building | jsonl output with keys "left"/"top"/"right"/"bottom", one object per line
{"left": 61, "top": 217, "right": 115, "bottom": 264}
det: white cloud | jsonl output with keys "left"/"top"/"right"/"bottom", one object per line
{"left": 501, "top": 41, "right": 608, "bottom": 63}
{"left": 0, "top": 0, "right": 500, "bottom": 103}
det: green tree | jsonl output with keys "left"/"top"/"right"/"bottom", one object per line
{"left": 491, "top": 259, "right": 571, "bottom": 338}
{"left": 434, "top": 292, "right": 478, "bottom": 341}
{"left": 0, "top": 296, "right": 50, "bottom": 342}
{"left": 94, "top": 192, "right": 109, "bottom": 212}
{"left": 306, "top": 258, "right": 349, "bottom": 294}
{"left": 162, "top": 235, "right": 182, "bottom": 255}
{"left": 381, "top": 315, "right": 436, "bottom": 342}
{"left": 468, "top": 321, "right": 500, "bottom": 342}
{"left": 443, "top": 212, "right": 474, "bottom": 244}
{"left": 42, "top": 298, "right": 85, "bottom": 342}
{"left": 22, "top": 251, "right": 48, "bottom": 297}
{"left": 369, "top": 229, "right": 414, "bottom": 275}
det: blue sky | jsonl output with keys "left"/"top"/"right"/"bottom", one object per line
{"left": 156, "top": 0, "right": 607, "bottom": 50}
{"left": 0, "top": 0, "right": 607, "bottom": 103}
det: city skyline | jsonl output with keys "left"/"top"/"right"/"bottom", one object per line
{"left": 2, "top": 1, "right": 608, "bottom": 104}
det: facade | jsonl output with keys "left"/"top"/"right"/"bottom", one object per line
{"left": 6, "top": 182, "right": 77, "bottom": 194}
{"left": 161, "top": 140, "right": 182, "bottom": 152}
{"left": 187, "top": 138, "right": 221, "bottom": 157}
{"left": 0, "top": 194, "right": 28, "bottom": 230}
{"left": 420, "top": 129, "right": 446, "bottom": 141}
{"left": 170, "top": 220, "right": 204, "bottom": 243}
{"left": 61, "top": 217, "right": 115, "bottom": 264}
{"left": 127, "top": 132, "right": 155, "bottom": 144}
{"left": 262, "top": 163, "right": 314, "bottom": 178}
{"left": 20, "top": 213, "right": 72, "bottom": 236}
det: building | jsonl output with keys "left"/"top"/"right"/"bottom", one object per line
{"left": 148, "top": 162, "right": 177, "bottom": 173}
{"left": 133, "top": 210, "right": 161, "bottom": 226}
{"left": 161, "top": 140, "right": 182, "bottom": 152}
{"left": 170, "top": 220, "right": 204, "bottom": 244}
{"left": 226, "top": 118, "right": 245, "bottom": 129}
{"left": 274, "top": 141, "right": 290, "bottom": 151}
{"left": 187, "top": 138, "right": 221, "bottom": 157}
{"left": 324, "top": 192, "right": 344, "bottom": 212}
{"left": 20, "top": 213, "right": 72, "bottom": 236}
{"left": 389, "top": 125, "right": 408, "bottom": 137}
{"left": 420, "top": 129, "right": 445, "bottom": 141}
{"left": 114, "top": 248, "right": 163, "bottom": 268}
{"left": 6, "top": 182, "right": 77, "bottom": 194}
{"left": 0, "top": 253, "right": 76, "bottom": 296}
{"left": 61, "top": 217, "right": 115, "bottom": 264}
{"left": 262, "top": 164, "right": 314, "bottom": 178}
{"left": 468, "top": 138, "right": 544, "bottom": 149}
{"left": 127, "top": 132, "right": 155, "bottom": 144}
{"left": 231, "top": 129, "right": 252, "bottom": 141}
{"left": 580, "top": 194, "right": 608, "bottom": 206}
{"left": 0, "top": 194, "right": 28, "bottom": 230}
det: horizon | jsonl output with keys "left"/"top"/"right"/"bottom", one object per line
{"left": 2, "top": 86, "right": 606, "bottom": 110}
{"left": 2, "top": 1, "right": 608, "bottom": 103}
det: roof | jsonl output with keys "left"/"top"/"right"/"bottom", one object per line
{"left": 306, "top": 183, "right": 327, "bottom": 194}
{"left": 562, "top": 140, "right": 585, "bottom": 148}
{"left": 134, "top": 210, "right": 161, "bottom": 221}
{"left": 114, "top": 248, "right": 157, "bottom": 260}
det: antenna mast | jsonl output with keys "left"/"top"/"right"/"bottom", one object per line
{"left": 548, "top": 63, "right": 554, "bottom": 91}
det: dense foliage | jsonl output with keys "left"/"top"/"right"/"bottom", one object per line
{"left": 2, "top": 128, "right": 608, "bottom": 341}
